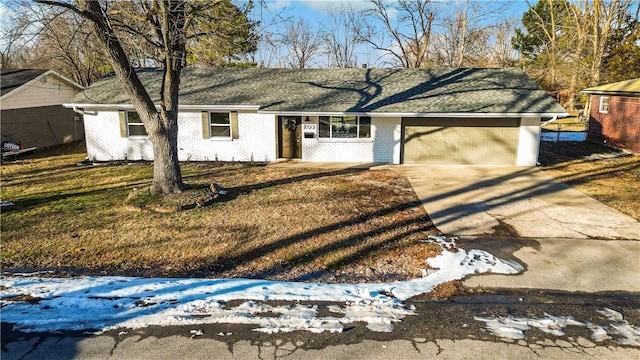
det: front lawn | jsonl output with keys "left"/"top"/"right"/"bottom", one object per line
{"left": 1, "top": 143, "right": 438, "bottom": 282}
{"left": 539, "top": 141, "right": 640, "bottom": 220}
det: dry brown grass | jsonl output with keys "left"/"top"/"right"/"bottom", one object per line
{"left": 1, "top": 143, "right": 439, "bottom": 283}
{"left": 539, "top": 142, "right": 640, "bottom": 220}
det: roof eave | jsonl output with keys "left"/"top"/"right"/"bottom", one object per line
{"left": 1, "top": 70, "right": 84, "bottom": 101}
{"left": 63, "top": 103, "right": 262, "bottom": 111}
{"left": 258, "top": 110, "right": 569, "bottom": 118}
{"left": 581, "top": 89, "right": 640, "bottom": 97}
{"left": 64, "top": 103, "right": 568, "bottom": 118}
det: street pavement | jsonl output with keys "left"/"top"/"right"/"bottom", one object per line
{"left": 2, "top": 290, "right": 640, "bottom": 360}
{"left": 3, "top": 291, "right": 639, "bottom": 360}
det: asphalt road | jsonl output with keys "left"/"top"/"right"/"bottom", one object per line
{"left": 3, "top": 289, "right": 639, "bottom": 360}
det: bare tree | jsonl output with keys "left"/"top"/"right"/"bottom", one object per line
{"left": 30, "top": 6, "right": 108, "bottom": 85}
{"left": 588, "top": 0, "right": 631, "bottom": 85}
{"left": 0, "top": 5, "right": 38, "bottom": 69}
{"left": 247, "top": 0, "right": 288, "bottom": 68}
{"left": 323, "top": 2, "right": 364, "bottom": 68}
{"left": 489, "top": 20, "right": 519, "bottom": 67}
{"left": 362, "top": 0, "right": 435, "bottom": 68}
{"left": 560, "top": 0, "right": 591, "bottom": 110}
{"left": 445, "top": 0, "right": 511, "bottom": 67}
{"left": 513, "top": 0, "right": 571, "bottom": 91}
{"left": 33, "top": 0, "right": 229, "bottom": 194}
{"left": 279, "top": 18, "right": 322, "bottom": 68}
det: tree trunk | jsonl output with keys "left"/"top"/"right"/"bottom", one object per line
{"left": 75, "top": 0, "right": 184, "bottom": 194}
{"left": 455, "top": 0, "right": 469, "bottom": 67}
{"left": 149, "top": 113, "right": 183, "bottom": 194}
{"left": 565, "top": 0, "right": 589, "bottom": 112}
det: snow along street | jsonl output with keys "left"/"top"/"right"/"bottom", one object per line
{"left": 3, "top": 234, "right": 639, "bottom": 352}
{"left": 1, "top": 236, "right": 522, "bottom": 334}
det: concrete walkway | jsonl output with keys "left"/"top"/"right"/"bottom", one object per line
{"left": 396, "top": 165, "right": 640, "bottom": 239}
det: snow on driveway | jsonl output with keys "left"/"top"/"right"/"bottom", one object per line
{"left": 1, "top": 236, "right": 523, "bottom": 334}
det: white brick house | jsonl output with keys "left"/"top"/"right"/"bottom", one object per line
{"left": 66, "top": 68, "right": 567, "bottom": 166}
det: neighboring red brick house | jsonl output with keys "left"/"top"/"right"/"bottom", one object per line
{"left": 582, "top": 78, "right": 640, "bottom": 153}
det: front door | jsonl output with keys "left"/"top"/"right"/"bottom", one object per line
{"left": 278, "top": 116, "right": 302, "bottom": 159}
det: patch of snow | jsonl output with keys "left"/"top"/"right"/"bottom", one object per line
{"left": 0, "top": 236, "right": 523, "bottom": 334}
{"left": 1, "top": 201, "right": 15, "bottom": 207}
{"left": 476, "top": 310, "right": 640, "bottom": 347}
{"left": 596, "top": 308, "right": 640, "bottom": 346}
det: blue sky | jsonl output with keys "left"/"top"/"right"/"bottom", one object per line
{"left": 252, "top": 0, "right": 530, "bottom": 25}
{"left": 0, "top": 0, "right": 534, "bottom": 67}
{"left": 247, "top": 0, "right": 532, "bottom": 67}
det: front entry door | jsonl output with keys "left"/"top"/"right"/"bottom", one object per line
{"left": 278, "top": 116, "right": 302, "bottom": 159}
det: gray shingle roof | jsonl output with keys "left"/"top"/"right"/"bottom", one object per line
{"left": 1, "top": 69, "right": 49, "bottom": 96}
{"left": 69, "top": 67, "right": 567, "bottom": 114}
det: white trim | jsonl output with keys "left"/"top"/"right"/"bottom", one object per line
{"left": 317, "top": 138, "right": 374, "bottom": 144}
{"left": 42, "top": 70, "right": 84, "bottom": 91}
{"left": 63, "top": 103, "right": 261, "bottom": 111}
{"left": 208, "top": 111, "right": 232, "bottom": 139}
{"left": 598, "top": 96, "right": 610, "bottom": 113}
{"left": 126, "top": 111, "right": 148, "bottom": 137}
{"left": 260, "top": 110, "right": 569, "bottom": 118}
{"left": 63, "top": 104, "right": 568, "bottom": 118}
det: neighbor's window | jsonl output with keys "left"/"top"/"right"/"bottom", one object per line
{"left": 210, "top": 112, "right": 231, "bottom": 137}
{"left": 319, "top": 116, "right": 371, "bottom": 139}
{"left": 599, "top": 96, "right": 610, "bottom": 113}
{"left": 127, "top": 111, "right": 147, "bottom": 136}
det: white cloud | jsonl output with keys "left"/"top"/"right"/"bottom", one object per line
{"left": 263, "top": 0, "right": 293, "bottom": 11}
{"left": 298, "top": 0, "right": 372, "bottom": 14}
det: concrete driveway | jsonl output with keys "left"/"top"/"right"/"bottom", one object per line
{"left": 394, "top": 165, "right": 640, "bottom": 293}
{"left": 396, "top": 165, "right": 640, "bottom": 239}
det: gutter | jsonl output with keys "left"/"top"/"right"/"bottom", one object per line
{"left": 64, "top": 103, "right": 261, "bottom": 112}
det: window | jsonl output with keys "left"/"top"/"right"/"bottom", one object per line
{"left": 599, "top": 96, "right": 610, "bottom": 113}
{"left": 127, "top": 111, "right": 147, "bottom": 136}
{"left": 319, "top": 116, "right": 371, "bottom": 139}
{"left": 210, "top": 112, "right": 231, "bottom": 137}
{"left": 202, "top": 111, "right": 238, "bottom": 139}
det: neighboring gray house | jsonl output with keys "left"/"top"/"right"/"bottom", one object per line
{"left": 1, "top": 69, "right": 84, "bottom": 149}
{"left": 65, "top": 67, "right": 567, "bottom": 166}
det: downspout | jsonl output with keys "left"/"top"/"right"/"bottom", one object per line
{"left": 72, "top": 106, "right": 96, "bottom": 116}
{"left": 540, "top": 115, "right": 559, "bottom": 127}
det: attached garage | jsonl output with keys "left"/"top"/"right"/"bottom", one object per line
{"left": 401, "top": 118, "right": 520, "bottom": 165}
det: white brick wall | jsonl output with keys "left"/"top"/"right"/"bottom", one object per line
{"left": 301, "top": 117, "right": 401, "bottom": 163}
{"left": 1, "top": 74, "right": 80, "bottom": 110}
{"left": 84, "top": 112, "right": 537, "bottom": 165}
{"left": 177, "top": 112, "right": 276, "bottom": 162}
{"left": 84, "top": 112, "right": 154, "bottom": 161}
{"left": 84, "top": 111, "right": 276, "bottom": 162}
